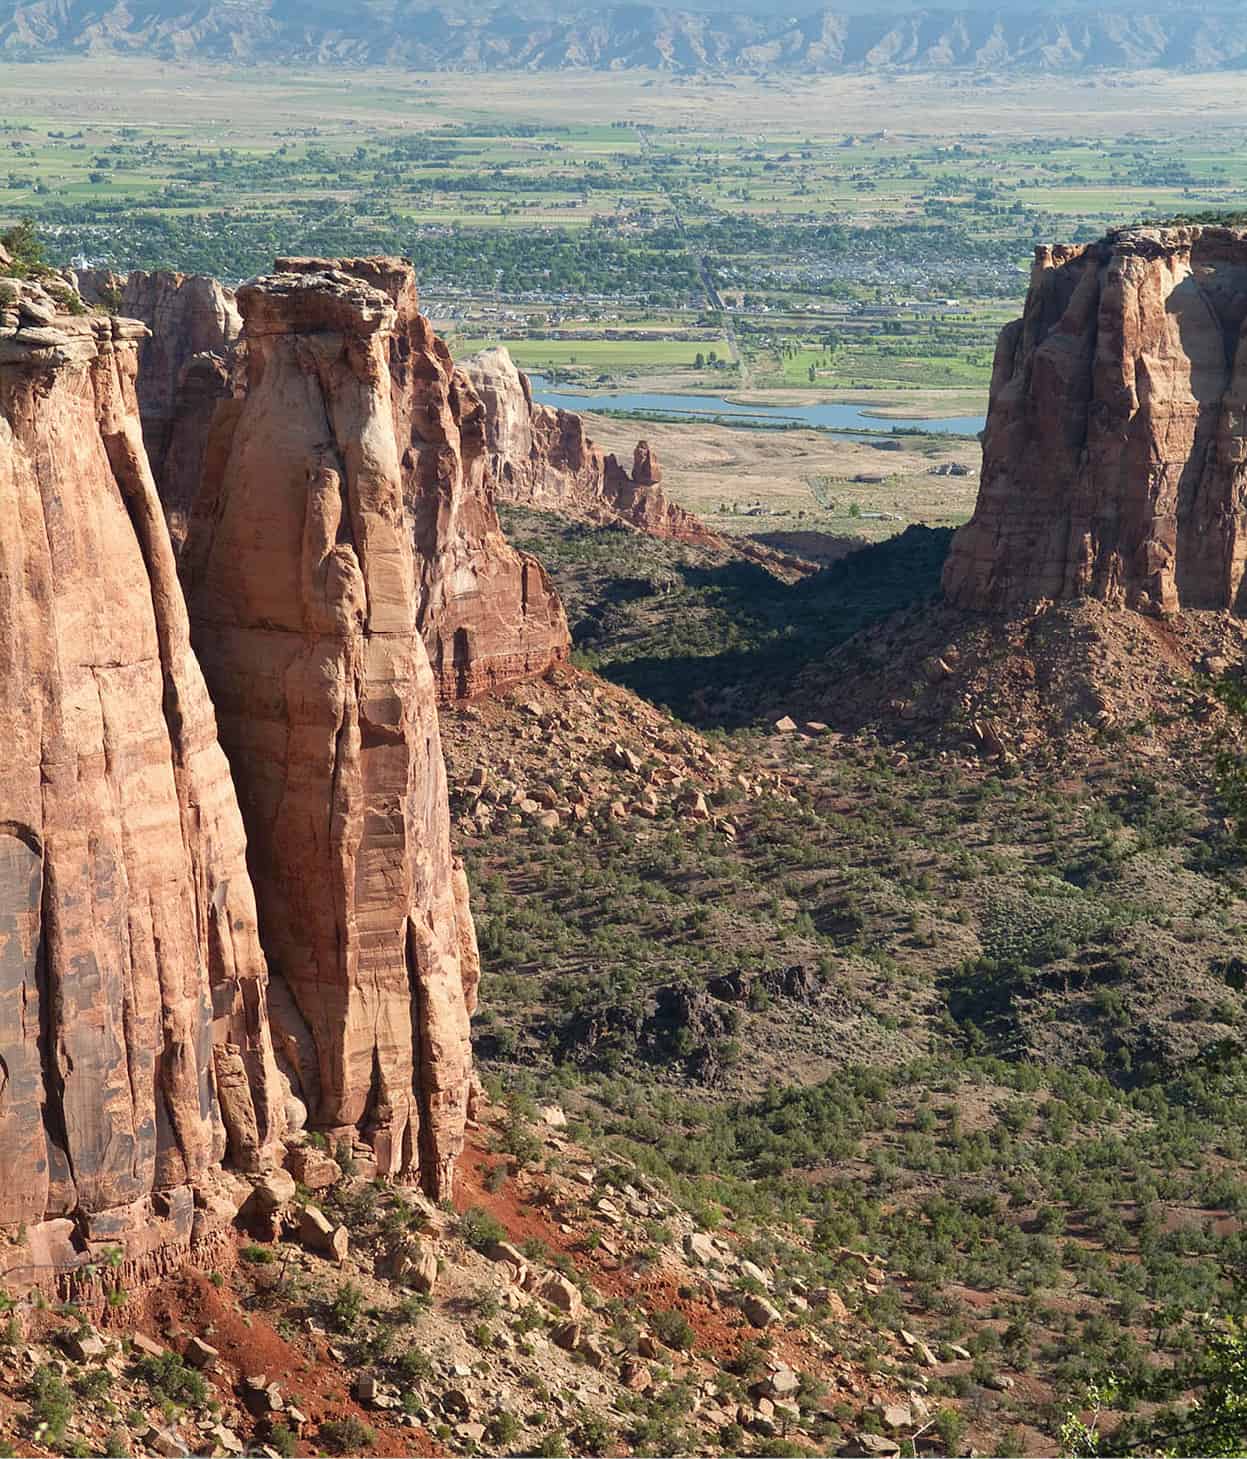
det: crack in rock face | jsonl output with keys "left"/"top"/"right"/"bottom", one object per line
{"left": 179, "top": 264, "right": 477, "bottom": 1199}
{"left": 0, "top": 287, "right": 285, "bottom": 1283}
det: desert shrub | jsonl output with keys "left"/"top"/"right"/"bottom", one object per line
{"left": 319, "top": 1416, "right": 376, "bottom": 1454}
{"left": 935, "top": 1406, "right": 966, "bottom": 1455}
{"left": 457, "top": 1206, "right": 506, "bottom": 1253}
{"left": 488, "top": 1413, "right": 522, "bottom": 1446}
{"left": 27, "top": 1365, "right": 73, "bottom": 1443}
{"left": 329, "top": 1281, "right": 365, "bottom": 1333}
{"left": 135, "top": 1352, "right": 206, "bottom": 1408}
{"left": 268, "top": 1424, "right": 298, "bottom": 1457}
{"left": 651, "top": 1308, "right": 696, "bottom": 1352}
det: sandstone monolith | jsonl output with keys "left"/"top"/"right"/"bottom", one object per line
{"left": 75, "top": 267, "right": 240, "bottom": 542}
{"left": 181, "top": 263, "right": 475, "bottom": 1194}
{"left": 945, "top": 225, "right": 1247, "bottom": 615}
{"left": 271, "top": 259, "right": 569, "bottom": 699}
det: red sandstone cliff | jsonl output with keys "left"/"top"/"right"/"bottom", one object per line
{"left": 0, "top": 276, "right": 285, "bottom": 1285}
{"left": 75, "top": 268, "right": 240, "bottom": 545}
{"left": 945, "top": 225, "right": 1247, "bottom": 616}
{"left": 101, "top": 263, "right": 569, "bottom": 701}
{"left": 180, "top": 264, "right": 476, "bottom": 1196}
{"left": 462, "top": 345, "right": 722, "bottom": 547}
{"left": 270, "top": 260, "right": 568, "bottom": 700}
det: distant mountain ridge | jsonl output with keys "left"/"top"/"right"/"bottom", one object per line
{"left": 3, "top": 0, "right": 1247, "bottom": 71}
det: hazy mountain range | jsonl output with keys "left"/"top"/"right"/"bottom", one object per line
{"left": 3, "top": 0, "right": 1246, "bottom": 71}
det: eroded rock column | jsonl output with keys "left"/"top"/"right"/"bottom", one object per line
{"left": 271, "top": 258, "right": 570, "bottom": 701}
{"left": 944, "top": 225, "right": 1247, "bottom": 616}
{"left": 182, "top": 265, "right": 474, "bottom": 1195}
{"left": 0, "top": 281, "right": 283, "bottom": 1278}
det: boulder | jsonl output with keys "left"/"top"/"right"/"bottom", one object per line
{"left": 250, "top": 1170, "right": 297, "bottom": 1216}
{"left": 761, "top": 1367, "right": 799, "bottom": 1400}
{"left": 740, "top": 1259, "right": 771, "bottom": 1287}
{"left": 842, "top": 1435, "right": 901, "bottom": 1458}
{"left": 740, "top": 1293, "right": 782, "bottom": 1328}
{"left": 286, "top": 1145, "right": 341, "bottom": 1192}
{"left": 184, "top": 1336, "right": 219, "bottom": 1370}
{"left": 486, "top": 1239, "right": 528, "bottom": 1272}
{"left": 298, "top": 1206, "right": 349, "bottom": 1263}
{"left": 535, "top": 1271, "right": 583, "bottom": 1316}
{"left": 620, "top": 1360, "right": 652, "bottom": 1393}
{"left": 147, "top": 1429, "right": 190, "bottom": 1459}
{"left": 684, "top": 1232, "right": 717, "bottom": 1265}
{"left": 678, "top": 790, "right": 710, "bottom": 821}
{"left": 67, "top": 1330, "right": 107, "bottom": 1362}
{"left": 207, "top": 1425, "right": 244, "bottom": 1456}
{"left": 809, "top": 1288, "right": 851, "bottom": 1322}
{"left": 880, "top": 1404, "right": 912, "bottom": 1430}
{"left": 408, "top": 1247, "right": 439, "bottom": 1294}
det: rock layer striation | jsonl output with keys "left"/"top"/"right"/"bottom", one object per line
{"left": 0, "top": 276, "right": 284, "bottom": 1281}
{"left": 945, "top": 225, "right": 1247, "bottom": 616}
{"left": 104, "top": 261, "right": 569, "bottom": 700}
{"left": 462, "top": 345, "right": 721, "bottom": 546}
{"left": 270, "top": 259, "right": 568, "bottom": 700}
{"left": 181, "top": 263, "right": 477, "bottom": 1195}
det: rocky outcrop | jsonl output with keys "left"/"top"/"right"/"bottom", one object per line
{"left": 104, "top": 261, "right": 568, "bottom": 700}
{"left": 945, "top": 225, "right": 1247, "bottom": 617}
{"left": 0, "top": 276, "right": 284, "bottom": 1281}
{"left": 75, "top": 268, "right": 240, "bottom": 546}
{"left": 181, "top": 263, "right": 476, "bottom": 1195}
{"left": 269, "top": 259, "right": 568, "bottom": 701}
{"left": 463, "top": 345, "right": 719, "bottom": 546}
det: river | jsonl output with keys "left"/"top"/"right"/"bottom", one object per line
{"left": 528, "top": 377, "right": 986, "bottom": 437}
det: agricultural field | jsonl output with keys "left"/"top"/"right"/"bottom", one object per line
{"left": 6, "top": 62, "right": 1247, "bottom": 402}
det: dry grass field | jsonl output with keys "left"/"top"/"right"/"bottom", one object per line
{"left": 581, "top": 411, "right": 982, "bottom": 542}
{"left": 4, "top": 59, "right": 1247, "bottom": 140}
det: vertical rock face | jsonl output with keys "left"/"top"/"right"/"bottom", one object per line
{"left": 75, "top": 268, "right": 241, "bottom": 544}
{"left": 109, "top": 260, "right": 569, "bottom": 701}
{"left": 945, "top": 225, "right": 1247, "bottom": 616}
{"left": 269, "top": 258, "right": 569, "bottom": 701}
{"left": 462, "top": 345, "right": 720, "bottom": 546}
{"left": 0, "top": 280, "right": 284, "bottom": 1274}
{"left": 181, "top": 264, "right": 475, "bottom": 1195}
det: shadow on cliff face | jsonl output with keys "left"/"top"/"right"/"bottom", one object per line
{"left": 566, "top": 525, "right": 955, "bottom": 727}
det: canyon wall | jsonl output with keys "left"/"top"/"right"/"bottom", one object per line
{"left": 270, "top": 259, "right": 568, "bottom": 700}
{"left": 180, "top": 263, "right": 476, "bottom": 1196}
{"left": 944, "top": 225, "right": 1247, "bottom": 617}
{"left": 97, "top": 262, "right": 568, "bottom": 700}
{"left": 462, "top": 345, "right": 721, "bottom": 547}
{"left": 75, "top": 267, "right": 240, "bottom": 545}
{"left": 0, "top": 276, "right": 284, "bottom": 1283}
